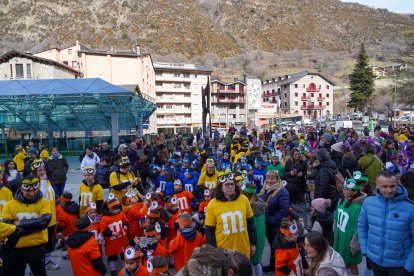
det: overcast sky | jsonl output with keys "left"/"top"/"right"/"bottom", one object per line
{"left": 340, "top": 0, "right": 414, "bottom": 14}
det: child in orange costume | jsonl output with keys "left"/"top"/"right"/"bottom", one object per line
{"left": 273, "top": 218, "right": 303, "bottom": 276}
{"left": 165, "top": 196, "right": 182, "bottom": 243}
{"left": 100, "top": 196, "right": 129, "bottom": 276}
{"left": 171, "top": 179, "right": 194, "bottom": 214}
{"left": 122, "top": 191, "right": 148, "bottom": 241}
{"left": 146, "top": 256, "right": 169, "bottom": 276}
{"left": 144, "top": 204, "right": 169, "bottom": 249}
{"left": 139, "top": 224, "right": 170, "bottom": 267}
{"left": 197, "top": 189, "right": 212, "bottom": 224}
{"left": 85, "top": 203, "right": 104, "bottom": 249}
{"left": 168, "top": 212, "right": 205, "bottom": 272}
{"left": 67, "top": 215, "right": 107, "bottom": 276}
{"left": 118, "top": 246, "right": 148, "bottom": 276}
{"left": 56, "top": 191, "right": 79, "bottom": 240}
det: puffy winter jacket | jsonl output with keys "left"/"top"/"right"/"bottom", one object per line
{"left": 338, "top": 159, "right": 363, "bottom": 180}
{"left": 284, "top": 160, "right": 307, "bottom": 203}
{"left": 357, "top": 185, "right": 414, "bottom": 272}
{"left": 314, "top": 160, "right": 340, "bottom": 211}
{"left": 260, "top": 188, "right": 290, "bottom": 232}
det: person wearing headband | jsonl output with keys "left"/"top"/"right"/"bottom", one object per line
{"left": 205, "top": 170, "right": 257, "bottom": 258}
{"left": 119, "top": 246, "right": 148, "bottom": 276}
{"left": 109, "top": 156, "right": 138, "bottom": 201}
{"left": 333, "top": 178, "right": 367, "bottom": 276}
{"left": 67, "top": 215, "right": 107, "bottom": 276}
{"left": 273, "top": 218, "right": 303, "bottom": 276}
{"left": 100, "top": 197, "right": 129, "bottom": 276}
{"left": 169, "top": 212, "right": 204, "bottom": 272}
{"left": 55, "top": 191, "right": 79, "bottom": 257}
{"left": 1, "top": 175, "right": 52, "bottom": 276}
{"left": 122, "top": 191, "right": 146, "bottom": 242}
{"left": 79, "top": 165, "right": 104, "bottom": 215}
{"left": 147, "top": 256, "right": 169, "bottom": 276}
{"left": 12, "top": 144, "right": 26, "bottom": 174}
{"left": 32, "top": 158, "right": 59, "bottom": 270}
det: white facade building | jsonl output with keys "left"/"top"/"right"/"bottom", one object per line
{"left": 262, "top": 71, "right": 334, "bottom": 120}
{"left": 153, "top": 62, "right": 211, "bottom": 135}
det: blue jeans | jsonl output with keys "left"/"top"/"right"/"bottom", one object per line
{"left": 52, "top": 183, "right": 65, "bottom": 197}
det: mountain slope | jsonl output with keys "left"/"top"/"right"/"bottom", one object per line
{"left": 0, "top": 0, "right": 412, "bottom": 56}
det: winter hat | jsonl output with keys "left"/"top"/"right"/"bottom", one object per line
{"left": 331, "top": 142, "right": 343, "bottom": 153}
{"left": 124, "top": 246, "right": 141, "bottom": 260}
{"left": 385, "top": 162, "right": 397, "bottom": 174}
{"left": 311, "top": 198, "right": 331, "bottom": 213}
{"left": 84, "top": 203, "right": 97, "bottom": 214}
{"left": 76, "top": 215, "right": 92, "bottom": 231}
{"left": 27, "top": 148, "right": 37, "bottom": 155}
{"left": 321, "top": 133, "right": 333, "bottom": 143}
{"left": 60, "top": 191, "right": 73, "bottom": 203}
{"left": 343, "top": 178, "right": 361, "bottom": 190}
{"left": 119, "top": 144, "right": 128, "bottom": 149}
{"left": 147, "top": 256, "right": 169, "bottom": 275}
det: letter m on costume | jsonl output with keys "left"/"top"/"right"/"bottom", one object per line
{"left": 220, "top": 210, "right": 244, "bottom": 234}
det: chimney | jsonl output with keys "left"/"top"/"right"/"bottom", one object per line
{"left": 136, "top": 45, "right": 141, "bottom": 55}
{"left": 243, "top": 74, "right": 248, "bottom": 83}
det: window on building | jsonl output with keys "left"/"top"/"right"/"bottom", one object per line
{"left": 9, "top": 64, "right": 13, "bottom": 78}
{"left": 184, "top": 84, "right": 190, "bottom": 89}
{"left": 157, "top": 105, "right": 162, "bottom": 110}
{"left": 302, "top": 93, "right": 306, "bottom": 97}
{"left": 303, "top": 84, "right": 305, "bottom": 88}
{"left": 294, "top": 84, "right": 298, "bottom": 88}
{"left": 294, "top": 93, "right": 298, "bottom": 97}
{"left": 174, "top": 73, "right": 180, "bottom": 78}
{"left": 273, "top": 97, "right": 275, "bottom": 101}
{"left": 326, "top": 94, "right": 329, "bottom": 98}
{"left": 284, "top": 93, "right": 287, "bottom": 98}
{"left": 166, "top": 105, "right": 173, "bottom": 110}
{"left": 326, "top": 102, "right": 329, "bottom": 106}
{"left": 272, "top": 89, "right": 275, "bottom": 93}
{"left": 284, "top": 102, "right": 287, "bottom": 107}
{"left": 63, "top": 61, "right": 68, "bottom": 65}
{"left": 26, "top": 64, "right": 32, "bottom": 78}
{"left": 194, "top": 74, "right": 197, "bottom": 78}
{"left": 278, "top": 88, "right": 281, "bottom": 93}
{"left": 174, "top": 83, "right": 181, "bottom": 88}
{"left": 295, "top": 101, "right": 298, "bottom": 106}
{"left": 326, "top": 85, "right": 330, "bottom": 89}
{"left": 318, "top": 85, "right": 321, "bottom": 89}
{"left": 72, "top": 61, "right": 78, "bottom": 67}
{"left": 311, "top": 93, "right": 314, "bottom": 97}
{"left": 184, "top": 73, "right": 190, "bottom": 78}
{"left": 68, "top": 49, "right": 72, "bottom": 55}
{"left": 15, "top": 64, "right": 23, "bottom": 78}
{"left": 155, "top": 72, "right": 162, "bottom": 76}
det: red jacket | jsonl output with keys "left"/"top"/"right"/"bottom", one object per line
{"left": 169, "top": 229, "right": 204, "bottom": 272}
{"left": 56, "top": 202, "right": 79, "bottom": 238}
{"left": 166, "top": 210, "right": 181, "bottom": 243}
{"left": 67, "top": 232, "right": 106, "bottom": 276}
{"left": 124, "top": 203, "right": 147, "bottom": 240}
{"left": 275, "top": 242, "right": 303, "bottom": 276}
{"left": 100, "top": 212, "right": 129, "bottom": 256}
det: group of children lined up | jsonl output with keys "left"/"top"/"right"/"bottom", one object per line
{"left": 59, "top": 162, "right": 209, "bottom": 275}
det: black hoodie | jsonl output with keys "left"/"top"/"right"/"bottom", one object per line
{"left": 62, "top": 201, "right": 80, "bottom": 215}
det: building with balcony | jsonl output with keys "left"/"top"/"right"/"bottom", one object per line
{"left": 154, "top": 62, "right": 212, "bottom": 135}
{"left": 262, "top": 71, "right": 334, "bottom": 120}
{"left": 211, "top": 78, "right": 247, "bottom": 128}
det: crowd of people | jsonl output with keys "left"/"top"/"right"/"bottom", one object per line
{"left": 0, "top": 123, "right": 414, "bottom": 276}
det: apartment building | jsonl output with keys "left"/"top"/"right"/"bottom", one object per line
{"left": 154, "top": 62, "right": 212, "bottom": 135}
{"left": 210, "top": 78, "right": 247, "bottom": 128}
{"left": 262, "top": 71, "right": 334, "bottom": 120}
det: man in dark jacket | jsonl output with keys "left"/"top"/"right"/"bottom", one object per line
{"left": 314, "top": 148, "right": 341, "bottom": 212}
{"left": 47, "top": 147, "right": 69, "bottom": 197}
{"left": 98, "top": 141, "right": 115, "bottom": 164}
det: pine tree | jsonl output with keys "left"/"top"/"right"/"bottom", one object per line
{"left": 348, "top": 44, "right": 375, "bottom": 111}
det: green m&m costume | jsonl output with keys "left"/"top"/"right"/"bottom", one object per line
{"left": 333, "top": 178, "right": 367, "bottom": 264}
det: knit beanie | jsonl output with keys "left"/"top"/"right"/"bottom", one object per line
{"left": 311, "top": 198, "right": 331, "bottom": 213}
